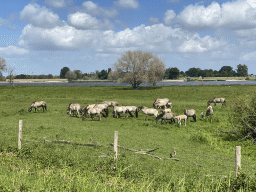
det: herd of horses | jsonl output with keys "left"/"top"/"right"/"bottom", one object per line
{"left": 28, "top": 97, "right": 226, "bottom": 126}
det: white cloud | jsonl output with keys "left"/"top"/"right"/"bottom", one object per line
{"left": 179, "top": 35, "right": 222, "bottom": 52}
{"left": 68, "top": 12, "right": 114, "bottom": 30}
{"left": 45, "top": 0, "right": 66, "bottom": 9}
{"left": 82, "top": 1, "right": 118, "bottom": 18}
{"left": 0, "top": 45, "right": 29, "bottom": 56}
{"left": 18, "top": 24, "right": 102, "bottom": 51}
{"left": 171, "top": 1, "right": 256, "bottom": 30}
{"left": 114, "top": 0, "right": 139, "bottom": 9}
{"left": 164, "top": 10, "right": 176, "bottom": 26}
{"left": 18, "top": 22, "right": 229, "bottom": 58}
{"left": 68, "top": 12, "right": 100, "bottom": 30}
{"left": 20, "top": 4, "right": 64, "bottom": 28}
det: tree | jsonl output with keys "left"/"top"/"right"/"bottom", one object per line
{"left": 98, "top": 69, "right": 108, "bottom": 80}
{"left": 148, "top": 58, "right": 165, "bottom": 85}
{"left": 236, "top": 64, "right": 248, "bottom": 77}
{"left": 74, "top": 70, "right": 83, "bottom": 79}
{"left": 0, "top": 57, "right": 7, "bottom": 72}
{"left": 112, "top": 51, "right": 165, "bottom": 89}
{"left": 165, "top": 67, "right": 179, "bottom": 79}
{"left": 219, "top": 66, "right": 236, "bottom": 77}
{"left": 186, "top": 68, "right": 201, "bottom": 77}
{"left": 65, "top": 71, "right": 77, "bottom": 82}
{"left": 60, "top": 67, "right": 70, "bottom": 79}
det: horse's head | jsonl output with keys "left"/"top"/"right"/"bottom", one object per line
{"left": 28, "top": 107, "right": 32, "bottom": 112}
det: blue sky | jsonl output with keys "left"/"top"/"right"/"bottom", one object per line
{"left": 1, "top": 0, "right": 256, "bottom": 76}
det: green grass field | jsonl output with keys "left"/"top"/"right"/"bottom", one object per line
{"left": 1, "top": 85, "right": 256, "bottom": 191}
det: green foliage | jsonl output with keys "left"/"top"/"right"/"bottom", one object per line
{"left": 230, "top": 94, "right": 256, "bottom": 138}
{"left": 60, "top": 67, "right": 70, "bottom": 79}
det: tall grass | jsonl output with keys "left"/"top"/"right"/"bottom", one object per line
{"left": 1, "top": 85, "right": 256, "bottom": 191}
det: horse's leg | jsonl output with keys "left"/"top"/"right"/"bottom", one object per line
{"left": 99, "top": 113, "right": 101, "bottom": 121}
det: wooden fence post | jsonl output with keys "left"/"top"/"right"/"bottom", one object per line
{"left": 114, "top": 131, "right": 118, "bottom": 167}
{"left": 18, "top": 120, "right": 23, "bottom": 149}
{"left": 236, "top": 146, "right": 241, "bottom": 177}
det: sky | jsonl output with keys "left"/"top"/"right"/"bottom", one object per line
{"left": 1, "top": 0, "right": 256, "bottom": 76}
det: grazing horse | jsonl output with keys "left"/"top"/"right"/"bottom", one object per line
{"left": 112, "top": 106, "right": 128, "bottom": 118}
{"left": 138, "top": 106, "right": 159, "bottom": 121}
{"left": 125, "top": 106, "right": 139, "bottom": 118}
{"left": 156, "top": 112, "right": 175, "bottom": 124}
{"left": 28, "top": 101, "right": 47, "bottom": 112}
{"left": 207, "top": 97, "right": 226, "bottom": 107}
{"left": 174, "top": 115, "right": 187, "bottom": 126}
{"left": 67, "top": 103, "right": 81, "bottom": 117}
{"left": 184, "top": 109, "right": 196, "bottom": 122}
{"left": 82, "top": 105, "right": 105, "bottom": 121}
{"left": 153, "top": 98, "right": 170, "bottom": 109}
{"left": 201, "top": 106, "right": 214, "bottom": 120}
{"left": 94, "top": 104, "right": 109, "bottom": 117}
{"left": 206, "top": 106, "right": 213, "bottom": 116}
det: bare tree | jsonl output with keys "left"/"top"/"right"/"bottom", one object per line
{"left": 112, "top": 51, "right": 165, "bottom": 89}
{"left": 65, "top": 71, "right": 77, "bottom": 82}
{"left": 0, "top": 57, "right": 7, "bottom": 72}
{"left": 148, "top": 57, "right": 165, "bottom": 86}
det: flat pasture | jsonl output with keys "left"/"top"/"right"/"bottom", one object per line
{"left": 1, "top": 85, "right": 256, "bottom": 191}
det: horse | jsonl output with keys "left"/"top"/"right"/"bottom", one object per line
{"left": 94, "top": 104, "right": 109, "bottom": 117}
{"left": 160, "top": 108, "right": 172, "bottom": 113}
{"left": 125, "top": 106, "right": 139, "bottom": 118}
{"left": 207, "top": 97, "right": 226, "bottom": 107}
{"left": 174, "top": 115, "right": 187, "bottom": 126}
{"left": 82, "top": 105, "right": 105, "bottom": 121}
{"left": 201, "top": 106, "right": 214, "bottom": 121}
{"left": 28, "top": 101, "right": 47, "bottom": 112}
{"left": 156, "top": 112, "right": 175, "bottom": 124}
{"left": 112, "top": 106, "right": 128, "bottom": 118}
{"left": 153, "top": 98, "right": 170, "bottom": 108}
{"left": 67, "top": 103, "right": 81, "bottom": 117}
{"left": 206, "top": 106, "right": 213, "bottom": 116}
{"left": 155, "top": 102, "right": 172, "bottom": 109}
{"left": 184, "top": 109, "right": 196, "bottom": 122}
{"left": 138, "top": 106, "right": 159, "bottom": 121}
{"left": 102, "top": 101, "right": 119, "bottom": 107}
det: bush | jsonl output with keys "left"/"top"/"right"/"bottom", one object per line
{"left": 230, "top": 94, "right": 256, "bottom": 139}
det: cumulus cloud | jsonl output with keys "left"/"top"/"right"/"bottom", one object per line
{"left": 168, "top": 1, "right": 256, "bottom": 30}
{"left": 68, "top": 12, "right": 114, "bottom": 30}
{"left": 18, "top": 24, "right": 102, "bottom": 51}
{"left": 82, "top": 1, "right": 118, "bottom": 18}
{"left": 45, "top": 0, "right": 66, "bottom": 9}
{"left": 164, "top": 10, "right": 176, "bottom": 25}
{"left": 178, "top": 35, "right": 222, "bottom": 52}
{"left": 114, "top": 0, "right": 139, "bottom": 9}
{"left": 0, "top": 45, "right": 29, "bottom": 56}
{"left": 20, "top": 4, "right": 64, "bottom": 28}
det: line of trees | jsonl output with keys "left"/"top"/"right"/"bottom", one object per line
{"left": 165, "top": 64, "right": 249, "bottom": 79}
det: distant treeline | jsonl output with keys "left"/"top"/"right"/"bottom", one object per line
{"left": 165, "top": 64, "right": 249, "bottom": 79}
{"left": 1, "top": 64, "right": 249, "bottom": 80}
